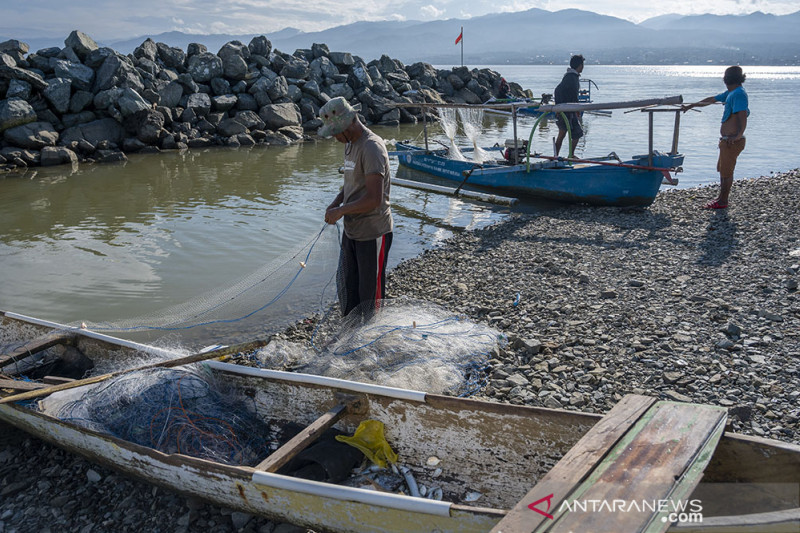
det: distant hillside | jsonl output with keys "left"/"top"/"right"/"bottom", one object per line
{"left": 6, "top": 8, "right": 800, "bottom": 65}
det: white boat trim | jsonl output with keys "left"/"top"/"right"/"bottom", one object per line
{"left": 4, "top": 311, "right": 181, "bottom": 358}
{"left": 205, "top": 360, "right": 428, "bottom": 403}
{"left": 251, "top": 470, "right": 453, "bottom": 517}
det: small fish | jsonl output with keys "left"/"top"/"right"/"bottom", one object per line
{"left": 399, "top": 465, "right": 420, "bottom": 497}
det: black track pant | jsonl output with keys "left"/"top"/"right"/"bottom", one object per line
{"left": 337, "top": 232, "right": 392, "bottom": 317}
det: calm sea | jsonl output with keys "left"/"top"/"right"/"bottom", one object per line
{"left": 1, "top": 65, "right": 797, "bottom": 331}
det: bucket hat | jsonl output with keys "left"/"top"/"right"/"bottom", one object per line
{"left": 318, "top": 97, "right": 357, "bottom": 137}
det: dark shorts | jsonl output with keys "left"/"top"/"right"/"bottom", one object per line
{"left": 556, "top": 112, "right": 584, "bottom": 139}
{"left": 337, "top": 232, "right": 393, "bottom": 317}
{"left": 717, "top": 137, "right": 745, "bottom": 177}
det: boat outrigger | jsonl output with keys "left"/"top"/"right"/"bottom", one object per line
{"left": 484, "top": 78, "right": 601, "bottom": 118}
{"left": 391, "top": 96, "right": 685, "bottom": 207}
{"left": 1, "top": 311, "right": 799, "bottom": 532}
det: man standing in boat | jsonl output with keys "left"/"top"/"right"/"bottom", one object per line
{"left": 319, "top": 97, "right": 393, "bottom": 317}
{"left": 554, "top": 54, "right": 585, "bottom": 158}
{"left": 682, "top": 66, "right": 749, "bottom": 209}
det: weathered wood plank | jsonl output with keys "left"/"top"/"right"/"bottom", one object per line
{"left": 255, "top": 402, "right": 349, "bottom": 473}
{"left": 0, "top": 378, "right": 48, "bottom": 391}
{"left": 0, "top": 331, "right": 77, "bottom": 367}
{"left": 491, "top": 394, "right": 657, "bottom": 533}
{"left": 547, "top": 401, "right": 727, "bottom": 533}
{"left": 42, "top": 376, "right": 76, "bottom": 385}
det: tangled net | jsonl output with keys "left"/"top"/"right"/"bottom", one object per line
{"left": 252, "top": 298, "right": 504, "bottom": 396}
{"left": 40, "top": 367, "right": 282, "bottom": 465}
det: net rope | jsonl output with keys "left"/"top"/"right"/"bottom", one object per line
{"left": 457, "top": 107, "right": 488, "bottom": 163}
{"left": 437, "top": 108, "right": 466, "bottom": 161}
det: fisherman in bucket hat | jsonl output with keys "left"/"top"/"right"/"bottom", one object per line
{"left": 320, "top": 97, "right": 394, "bottom": 317}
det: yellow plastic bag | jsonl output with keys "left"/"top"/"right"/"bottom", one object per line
{"left": 335, "top": 420, "right": 398, "bottom": 468}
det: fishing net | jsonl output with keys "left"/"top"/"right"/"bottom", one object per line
{"left": 74, "top": 224, "right": 341, "bottom": 351}
{"left": 38, "top": 366, "right": 286, "bottom": 466}
{"left": 457, "top": 107, "right": 488, "bottom": 163}
{"left": 248, "top": 297, "right": 504, "bottom": 396}
{"left": 437, "top": 108, "right": 466, "bottom": 161}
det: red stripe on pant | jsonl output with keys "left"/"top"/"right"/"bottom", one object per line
{"left": 374, "top": 234, "right": 387, "bottom": 309}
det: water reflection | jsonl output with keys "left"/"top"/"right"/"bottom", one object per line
{"left": 0, "top": 136, "right": 509, "bottom": 324}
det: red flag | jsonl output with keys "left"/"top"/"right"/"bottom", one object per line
{"left": 455, "top": 30, "right": 462, "bottom": 45}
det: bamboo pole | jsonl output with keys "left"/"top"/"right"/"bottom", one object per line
{"left": 0, "top": 338, "right": 270, "bottom": 405}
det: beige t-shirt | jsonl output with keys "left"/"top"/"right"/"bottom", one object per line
{"left": 341, "top": 129, "right": 393, "bottom": 240}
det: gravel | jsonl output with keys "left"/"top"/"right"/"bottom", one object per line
{"left": 2, "top": 171, "right": 798, "bottom": 532}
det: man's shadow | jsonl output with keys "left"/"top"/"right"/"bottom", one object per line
{"left": 697, "top": 209, "right": 738, "bottom": 266}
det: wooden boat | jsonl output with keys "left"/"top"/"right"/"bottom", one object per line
{"left": 1, "top": 310, "right": 798, "bottom": 533}
{"left": 392, "top": 97, "right": 685, "bottom": 207}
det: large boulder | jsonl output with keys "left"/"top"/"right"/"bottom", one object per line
{"left": 0, "top": 40, "right": 29, "bottom": 64}
{"left": 133, "top": 38, "right": 158, "bottom": 62}
{"left": 0, "top": 64, "right": 48, "bottom": 91}
{"left": 6, "top": 79, "right": 32, "bottom": 100}
{"left": 248, "top": 36, "right": 271, "bottom": 58}
{"left": 185, "top": 93, "right": 211, "bottom": 116}
{"left": 64, "top": 31, "right": 98, "bottom": 60}
{"left": 3, "top": 121, "right": 59, "bottom": 149}
{"left": 0, "top": 97, "right": 37, "bottom": 132}
{"left": 93, "top": 53, "right": 144, "bottom": 93}
{"left": 42, "top": 77, "right": 73, "bottom": 114}
{"left": 258, "top": 103, "right": 301, "bottom": 131}
{"left": 60, "top": 117, "right": 125, "bottom": 146}
{"left": 218, "top": 42, "right": 249, "bottom": 80}
{"left": 52, "top": 59, "right": 95, "bottom": 92}
{"left": 156, "top": 43, "right": 185, "bottom": 69}
{"left": 126, "top": 108, "right": 165, "bottom": 143}
{"left": 40, "top": 146, "right": 78, "bottom": 166}
{"left": 117, "top": 87, "right": 150, "bottom": 117}
{"left": 187, "top": 53, "right": 223, "bottom": 83}
{"left": 158, "top": 80, "right": 184, "bottom": 108}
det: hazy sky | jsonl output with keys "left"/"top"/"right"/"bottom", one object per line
{"left": 2, "top": 0, "right": 798, "bottom": 40}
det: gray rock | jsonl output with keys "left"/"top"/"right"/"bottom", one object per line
{"left": 187, "top": 53, "right": 223, "bottom": 83}
{"left": 186, "top": 93, "right": 211, "bottom": 116}
{"left": 248, "top": 36, "right": 272, "bottom": 58}
{"left": 64, "top": 31, "right": 98, "bottom": 59}
{"left": 40, "top": 145, "right": 78, "bottom": 166}
{"left": 6, "top": 78, "right": 31, "bottom": 99}
{"left": 156, "top": 43, "right": 185, "bottom": 69}
{"left": 133, "top": 39, "right": 158, "bottom": 62}
{"left": 0, "top": 97, "right": 37, "bottom": 132}
{"left": 3, "top": 121, "right": 58, "bottom": 148}
{"left": 117, "top": 87, "right": 150, "bottom": 117}
{"left": 0, "top": 64, "right": 48, "bottom": 91}
{"left": 212, "top": 94, "right": 237, "bottom": 112}
{"left": 158, "top": 81, "right": 184, "bottom": 109}
{"left": 217, "top": 118, "right": 248, "bottom": 137}
{"left": 60, "top": 117, "right": 125, "bottom": 146}
{"left": 258, "top": 103, "right": 301, "bottom": 131}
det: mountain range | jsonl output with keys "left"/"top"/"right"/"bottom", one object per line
{"left": 4, "top": 8, "right": 800, "bottom": 65}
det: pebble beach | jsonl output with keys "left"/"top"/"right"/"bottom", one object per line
{"left": 2, "top": 171, "right": 799, "bottom": 533}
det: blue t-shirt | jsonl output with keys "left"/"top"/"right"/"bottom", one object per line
{"left": 714, "top": 86, "right": 749, "bottom": 124}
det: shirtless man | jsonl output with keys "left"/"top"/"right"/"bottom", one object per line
{"left": 682, "top": 66, "right": 749, "bottom": 209}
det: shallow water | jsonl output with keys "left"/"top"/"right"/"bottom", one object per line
{"left": 2, "top": 64, "right": 797, "bottom": 331}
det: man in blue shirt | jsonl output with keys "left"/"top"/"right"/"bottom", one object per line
{"left": 682, "top": 66, "right": 749, "bottom": 209}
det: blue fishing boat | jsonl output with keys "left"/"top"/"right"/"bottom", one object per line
{"left": 392, "top": 96, "right": 685, "bottom": 207}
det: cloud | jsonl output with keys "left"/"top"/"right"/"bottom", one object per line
{"left": 420, "top": 5, "right": 446, "bottom": 18}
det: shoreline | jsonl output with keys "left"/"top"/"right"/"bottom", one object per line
{"left": 2, "top": 171, "right": 799, "bottom": 532}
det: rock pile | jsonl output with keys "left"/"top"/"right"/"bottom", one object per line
{"left": 0, "top": 31, "right": 524, "bottom": 171}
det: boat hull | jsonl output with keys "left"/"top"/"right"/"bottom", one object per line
{"left": 395, "top": 143, "right": 682, "bottom": 207}
{"left": 1, "top": 312, "right": 798, "bottom": 533}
